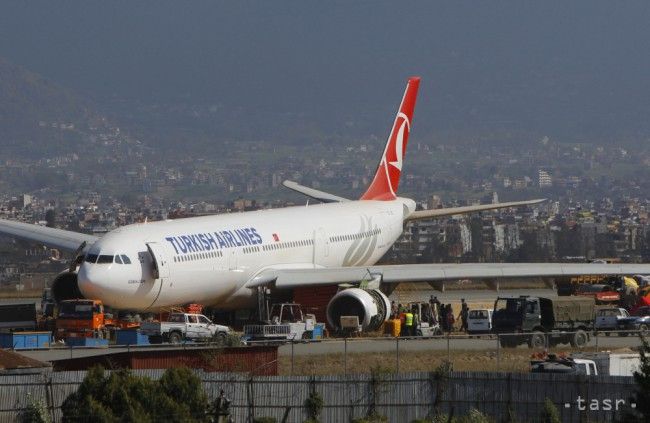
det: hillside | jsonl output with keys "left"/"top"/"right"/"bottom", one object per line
{"left": 0, "top": 57, "right": 97, "bottom": 158}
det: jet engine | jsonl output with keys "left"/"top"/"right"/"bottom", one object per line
{"left": 326, "top": 288, "right": 391, "bottom": 331}
{"left": 51, "top": 270, "right": 84, "bottom": 302}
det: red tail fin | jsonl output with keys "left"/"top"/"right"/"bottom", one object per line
{"left": 361, "top": 77, "right": 420, "bottom": 201}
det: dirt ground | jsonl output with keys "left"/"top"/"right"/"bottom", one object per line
{"left": 278, "top": 349, "right": 556, "bottom": 376}
{"left": 278, "top": 345, "right": 640, "bottom": 376}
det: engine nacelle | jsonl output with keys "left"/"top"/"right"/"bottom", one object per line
{"left": 51, "top": 270, "right": 84, "bottom": 303}
{"left": 326, "top": 288, "right": 391, "bottom": 332}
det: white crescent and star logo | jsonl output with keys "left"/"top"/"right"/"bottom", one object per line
{"left": 388, "top": 112, "right": 410, "bottom": 171}
{"left": 381, "top": 111, "right": 410, "bottom": 194}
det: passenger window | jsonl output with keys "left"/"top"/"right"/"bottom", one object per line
{"left": 198, "top": 316, "right": 211, "bottom": 324}
{"left": 115, "top": 255, "right": 123, "bottom": 264}
{"left": 121, "top": 255, "right": 131, "bottom": 264}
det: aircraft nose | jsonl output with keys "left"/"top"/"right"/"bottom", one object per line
{"left": 77, "top": 263, "right": 111, "bottom": 300}
{"left": 78, "top": 262, "right": 156, "bottom": 309}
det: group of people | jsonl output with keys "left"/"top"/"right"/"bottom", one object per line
{"left": 432, "top": 296, "right": 470, "bottom": 333}
{"left": 390, "top": 302, "right": 420, "bottom": 336}
{"left": 389, "top": 296, "right": 471, "bottom": 335}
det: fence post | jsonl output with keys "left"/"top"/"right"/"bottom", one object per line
{"left": 496, "top": 335, "right": 500, "bottom": 371}
{"left": 247, "top": 376, "right": 255, "bottom": 422}
{"left": 396, "top": 337, "right": 400, "bottom": 373}
{"left": 447, "top": 334, "right": 450, "bottom": 363}
{"left": 291, "top": 340, "right": 295, "bottom": 376}
{"left": 344, "top": 337, "right": 348, "bottom": 376}
{"left": 46, "top": 375, "right": 55, "bottom": 423}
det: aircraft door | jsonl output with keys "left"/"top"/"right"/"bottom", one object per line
{"left": 313, "top": 228, "right": 330, "bottom": 266}
{"left": 146, "top": 242, "right": 170, "bottom": 279}
{"left": 144, "top": 242, "right": 167, "bottom": 310}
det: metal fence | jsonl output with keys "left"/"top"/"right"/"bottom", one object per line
{"left": 2, "top": 369, "right": 639, "bottom": 422}
{"left": 273, "top": 329, "right": 647, "bottom": 376}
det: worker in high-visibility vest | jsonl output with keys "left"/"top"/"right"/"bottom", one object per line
{"left": 404, "top": 311, "right": 414, "bottom": 336}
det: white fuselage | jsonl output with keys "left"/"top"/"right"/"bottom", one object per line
{"left": 77, "top": 198, "right": 415, "bottom": 310}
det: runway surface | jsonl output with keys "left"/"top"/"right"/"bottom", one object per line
{"left": 17, "top": 332, "right": 643, "bottom": 363}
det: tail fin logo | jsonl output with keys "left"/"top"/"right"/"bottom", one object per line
{"left": 361, "top": 77, "right": 420, "bottom": 201}
{"left": 388, "top": 112, "right": 410, "bottom": 172}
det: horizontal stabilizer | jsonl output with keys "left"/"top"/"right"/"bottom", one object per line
{"left": 283, "top": 180, "right": 349, "bottom": 203}
{"left": 406, "top": 199, "right": 546, "bottom": 221}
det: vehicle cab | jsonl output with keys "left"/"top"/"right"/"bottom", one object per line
{"left": 594, "top": 307, "right": 629, "bottom": 332}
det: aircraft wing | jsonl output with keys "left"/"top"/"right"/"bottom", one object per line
{"left": 406, "top": 199, "right": 546, "bottom": 221}
{"left": 248, "top": 262, "right": 650, "bottom": 289}
{"left": 282, "top": 180, "right": 350, "bottom": 203}
{"left": 0, "top": 218, "right": 99, "bottom": 251}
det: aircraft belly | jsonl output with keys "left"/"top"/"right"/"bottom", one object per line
{"left": 151, "top": 267, "right": 242, "bottom": 308}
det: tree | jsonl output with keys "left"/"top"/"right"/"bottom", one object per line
{"left": 540, "top": 398, "right": 560, "bottom": 423}
{"left": 17, "top": 393, "right": 50, "bottom": 423}
{"left": 304, "top": 389, "right": 323, "bottom": 423}
{"left": 61, "top": 366, "right": 210, "bottom": 423}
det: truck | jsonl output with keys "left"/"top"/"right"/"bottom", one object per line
{"left": 55, "top": 299, "right": 111, "bottom": 339}
{"left": 242, "top": 303, "right": 321, "bottom": 344}
{"left": 140, "top": 313, "right": 231, "bottom": 344}
{"left": 617, "top": 306, "right": 650, "bottom": 336}
{"left": 492, "top": 296, "right": 595, "bottom": 348}
{"left": 531, "top": 354, "right": 599, "bottom": 375}
{"left": 594, "top": 307, "right": 630, "bottom": 333}
{"left": 0, "top": 303, "right": 37, "bottom": 331}
{"left": 534, "top": 353, "right": 640, "bottom": 376}
{"left": 467, "top": 309, "right": 493, "bottom": 335}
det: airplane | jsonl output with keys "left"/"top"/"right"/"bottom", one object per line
{"left": 3, "top": 76, "right": 650, "bottom": 331}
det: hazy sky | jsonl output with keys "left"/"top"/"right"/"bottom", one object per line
{"left": 1, "top": 1, "right": 650, "bottom": 140}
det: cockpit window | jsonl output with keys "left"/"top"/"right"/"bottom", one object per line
{"left": 114, "top": 255, "right": 123, "bottom": 264}
{"left": 96, "top": 255, "right": 114, "bottom": 264}
{"left": 121, "top": 255, "right": 132, "bottom": 264}
{"left": 84, "top": 254, "right": 98, "bottom": 263}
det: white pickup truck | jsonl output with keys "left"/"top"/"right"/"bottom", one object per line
{"left": 594, "top": 307, "right": 630, "bottom": 333}
{"left": 141, "top": 313, "right": 231, "bottom": 343}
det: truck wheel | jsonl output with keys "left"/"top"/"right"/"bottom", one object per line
{"left": 499, "top": 336, "right": 516, "bottom": 348}
{"left": 528, "top": 332, "right": 545, "bottom": 349}
{"left": 168, "top": 332, "right": 182, "bottom": 344}
{"left": 570, "top": 330, "right": 588, "bottom": 348}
